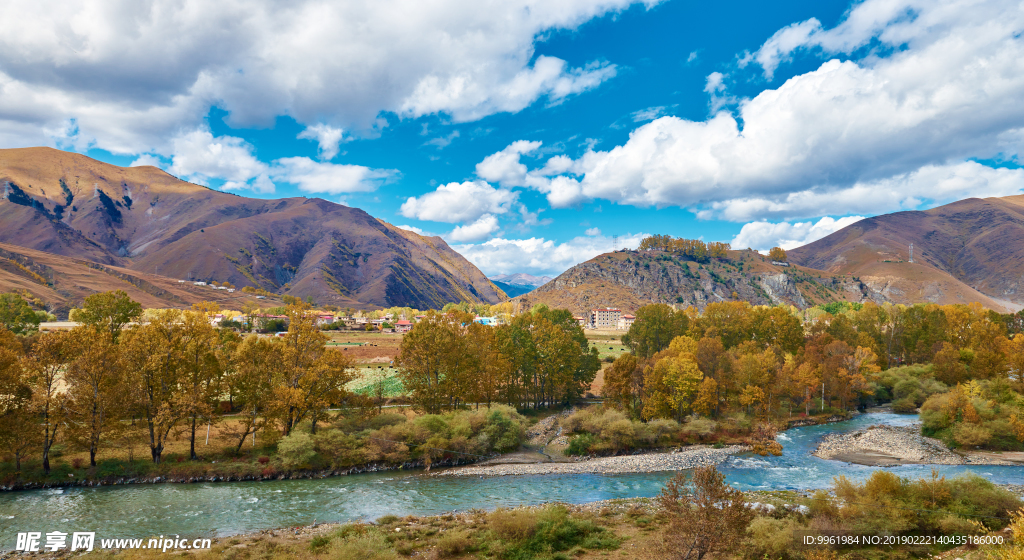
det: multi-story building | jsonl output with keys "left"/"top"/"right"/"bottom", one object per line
{"left": 590, "top": 308, "right": 621, "bottom": 329}
{"left": 617, "top": 314, "right": 635, "bottom": 330}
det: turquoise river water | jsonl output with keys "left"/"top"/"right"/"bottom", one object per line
{"left": 1, "top": 412, "right": 1022, "bottom": 546}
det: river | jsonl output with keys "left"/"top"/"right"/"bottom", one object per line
{"left": 1, "top": 412, "right": 1022, "bottom": 544}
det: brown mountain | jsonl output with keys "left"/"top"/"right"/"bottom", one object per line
{"left": 0, "top": 147, "right": 505, "bottom": 310}
{"left": 0, "top": 241, "right": 291, "bottom": 318}
{"left": 515, "top": 244, "right": 1012, "bottom": 317}
{"left": 788, "top": 195, "right": 1024, "bottom": 310}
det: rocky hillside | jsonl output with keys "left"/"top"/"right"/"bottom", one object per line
{"left": 514, "top": 248, "right": 1011, "bottom": 317}
{"left": 789, "top": 195, "right": 1024, "bottom": 309}
{"left": 0, "top": 147, "right": 505, "bottom": 310}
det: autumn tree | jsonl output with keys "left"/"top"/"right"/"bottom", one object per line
{"left": 659, "top": 465, "right": 754, "bottom": 560}
{"left": 74, "top": 290, "right": 143, "bottom": 341}
{"left": 768, "top": 246, "right": 787, "bottom": 262}
{"left": 24, "top": 329, "right": 76, "bottom": 473}
{"left": 0, "top": 328, "right": 35, "bottom": 471}
{"left": 274, "top": 307, "right": 354, "bottom": 434}
{"left": 120, "top": 309, "right": 184, "bottom": 464}
{"left": 397, "top": 311, "right": 474, "bottom": 413}
{"left": 176, "top": 310, "right": 223, "bottom": 459}
{"left": 643, "top": 336, "right": 703, "bottom": 421}
{"left": 64, "top": 327, "right": 124, "bottom": 466}
{"left": 226, "top": 335, "right": 282, "bottom": 452}
{"left": 622, "top": 304, "right": 690, "bottom": 358}
{"left": 603, "top": 353, "right": 646, "bottom": 417}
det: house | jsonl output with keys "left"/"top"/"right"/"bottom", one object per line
{"left": 473, "top": 316, "right": 497, "bottom": 326}
{"left": 573, "top": 316, "right": 587, "bottom": 327}
{"left": 316, "top": 315, "right": 335, "bottom": 326}
{"left": 590, "top": 308, "right": 621, "bottom": 330}
{"left": 395, "top": 319, "right": 413, "bottom": 333}
{"left": 227, "top": 288, "right": 235, "bottom": 293}
{"left": 255, "top": 295, "right": 266, "bottom": 299}
{"left": 617, "top": 314, "right": 635, "bottom": 331}
{"left": 193, "top": 281, "right": 207, "bottom": 286}
{"left": 177, "top": 280, "right": 186, "bottom": 283}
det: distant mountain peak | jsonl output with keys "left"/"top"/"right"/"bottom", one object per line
{"left": 489, "top": 273, "right": 552, "bottom": 288}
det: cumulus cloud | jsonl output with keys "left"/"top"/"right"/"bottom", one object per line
{"left": 474, "top": 141, "right": 588, "bottom": 208}
{"left": 0, "top": 0, "right": 655, "bottom": 155}
{"left": 524, "top": 0, "right": 1024, "bottom": 221}
{"left": 270, "top": 157, "right": 398, "bottom": 195}
{"left": 396, "top": 224, "right": 425, "bottom": 235}
{"left": 137, "top": 128, "right": 396, "bottom": 195}
{"left": 399, "top": 180, "right": 517, "bottom": 223}
{"left": 731, "top": 216, "right": 866, "bottom": 252}
{"left": 297, "top": 124, "right": 345, "bottom": 160}
{"left": 446, "top": 214, "right": 501, "bottom": 242}
{"left": 452, "top": 232, "right": 646, "bottom": 276}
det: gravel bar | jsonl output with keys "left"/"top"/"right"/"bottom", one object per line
{"left": 433, "top": 445, "right": 747, "bottom": 477}
{"left": 814, "top": 424, "right": 1020, "bottom": 466}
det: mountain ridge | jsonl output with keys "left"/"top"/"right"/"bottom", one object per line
{"left": 0, "top": 147, "right": 505, "bottom": 310}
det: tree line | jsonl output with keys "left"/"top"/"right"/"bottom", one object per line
{"left": 397, "top": 305, "right": 601, "bottom": 414}
{"left": 636, "top": 235, "right": 730, "bottom": 262}
{"left": 0, "top": 291, "right": 355, "bottom": 472}
{"left": 604, "top": 301, "right": 1024, "bottom": 424}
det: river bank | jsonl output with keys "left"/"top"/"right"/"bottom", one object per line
{"left": 813, "top": 424, "right": 1024, "bottom": 466}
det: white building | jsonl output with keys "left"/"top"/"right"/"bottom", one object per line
{"left": 617, "top": 314, "right": 635, "bottom": 331}
{"left": 590, "top": 308, "right": 621, "bottom": 329}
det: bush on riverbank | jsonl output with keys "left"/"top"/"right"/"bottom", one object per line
{"left": 920, "top": 380, "right": 1024, "bottom": 451}
{"left": 561, "top": 407, "right": 751, "bottom": 456}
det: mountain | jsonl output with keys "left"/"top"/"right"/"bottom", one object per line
{"left": 489, "top": 273, "right": 552, "bottom": 288}
{"left": 788, "top": 195, "right": 1024, "bottom": 310}
{"left": 0, "top": 147, "right": 505, "bottom": 310}
{"left": 490, "top": 281, "right": 533, "bottom": 298}
{"left": 488, "top": 273, "right": 552, "bottom": 297}
{"left": 514, "top": 246, "right": 1011, "bottom": 317}
{"left": 0, "top": 241, "right": 290, "bottom": 318}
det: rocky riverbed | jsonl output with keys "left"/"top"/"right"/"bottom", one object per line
{"left": 434, "top": 444, "right": 747, "bottom": 477}
{"left": 814, "top": 424, "right": 1022, "bottom": 466}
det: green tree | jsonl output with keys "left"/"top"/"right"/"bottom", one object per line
{"left": 74, "top": 290, "right": 143, "bottom": 341}
{"left": 397, "top": 311, "right": 473, "bottom": 413}
{"left": 622, "top": 304, "right": 690, "bottom": 359}
{"left": 0, "top": 293, "right": 40, "bottom": 334}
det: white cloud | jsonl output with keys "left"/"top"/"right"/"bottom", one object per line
{"left": 452, "top": 232, "right": 646, "bottom": 276}
{"left": 475, "top": 140, "right": 543, "bottom": 186}
{"left": 271, "top": 157, "right": 398, "bottom": 195}
{"left": 167, "top": 129, "right": 267, "bottom": 185}
{"left": 396, "top": 224, "right": 425, "bottom": 235}
{"left": 473, "top": 141, "right": 588, "bottom": 208}
{"left": 530, "top": 0, "right": 1024, "bottom": 221}
{"left": 731, "top": 216, "right": 866, "bottom": 252}
{"left": 424, "top": 130, "right": 460, "bottom": 149}
{"left": 399, "top": 180, "right": 517, "bottom": 223}
{"left": 297, "top": 124, "right": 345, "bottom": 160}
{"left": 446, "top": 214, "right": 500, "bottom": 242}
{"left": 0, "top": 0, "right": 656, "bottom": 154}
{"left": 129, "top": 154, "right": 164, "bottom": 168}
{"left": 136, "top": 128, "right": 397, "bottom": 195}
{"left": 630, "top": 106, "right": 668, "bottom": 122}
{"left": 700, "top": 162, "right": 1024, "bottom": 222}
{"left": 585, "top": 227, "right": 601, "bottom": 236}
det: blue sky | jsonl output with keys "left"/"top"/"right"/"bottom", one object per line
{"left": 3, "top": 0, "right": 1023, "bottom": 277}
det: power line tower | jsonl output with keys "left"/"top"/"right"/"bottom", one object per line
{"left": 909, "top": 243, "right": 914, "bottom": 263}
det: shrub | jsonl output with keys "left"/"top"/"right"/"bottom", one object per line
{"left": 433, "top": 530, "right": 473, "bottom": 558}
{"left": 681, "top": 417, "right": 717, "bottom": 439}
{"left": 277, "top": 431, "right": 316, "bottom": 469}
{"left": 502, "top": 506, "right": 618, "bottom": 560}
{"left": 953, "top": 422, "right": 992, "bottom": 448}
{"left": 565, "top": 434, "right": 596, "bottom": 456}
{"left": 743, "top": 517, "right": 805, "bottom": 559}
{"left": 328, "top": 531, "right": 399, "bottom": 560}
{"left": 488, "top": 508, "right": 538, "bottom": 541}
{"left": 891, "top": 398, "right": 918, "bottom": 413}
{"left": 257, "top": 456, "right": 270, "bottom": 465}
